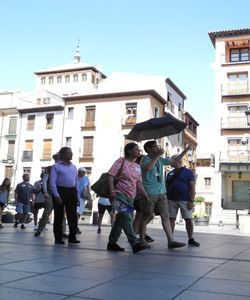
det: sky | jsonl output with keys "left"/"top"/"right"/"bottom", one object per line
{"left": 1, "top": 0, "right": 250, "bottom": 153}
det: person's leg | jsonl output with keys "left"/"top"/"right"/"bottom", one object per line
{"left": 37, "top": 195, "right": 53, "bottom": 233}
{"left": 157, "top": 195, "right": 186, "bottom": 249}
{"left": 120, "top": 213, "right": 139, "bottom": 247}
{"left": 52, "top": 195, "right": 64, "bottom": 241}
{"left": 108, "top": 212, "right": 123, "bottom": 245}
{"left": 62, "top": 188, "right": 78, "bottom": 242}
{"left": 97, "top": 203, "right": 106, "bottom": 233}
{"left": 168, "top": 200, "right": 179, "bottom": 234}
{"left": 179, "top": 201, "right": 200, "bottom": 247}
{"left": 33, "top": 207, "right": 39, "bottom": 226}
{"left": 138, "top": 195, "right": 154, "bottom": 244}
{"left": 185, "top": 218, "right": 194, "bottom": 239}
{"left": 0, "top": 206, "right": 4, "bottom": 227}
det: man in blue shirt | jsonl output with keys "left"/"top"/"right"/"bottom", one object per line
{"left": 14, "top": 174, "right": 34, "bottom": 229}
{"left": 140, "top": 141, "right": 190, "bottom": 249}
{"left": 167, "top": 155, "right": 199, "bottom": 247}
{"left": 50, "top": 147, "right": 80, "bottom": 244}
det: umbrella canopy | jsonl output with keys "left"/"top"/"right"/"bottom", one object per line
{"left": 126, "top": 113, "right": 187, "bottom": 142}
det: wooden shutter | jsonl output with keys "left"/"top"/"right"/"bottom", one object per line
{"left": 43, "top": 139, "right": 52, "bottom": 159}
{"left": 25, "top": 140, "right": 33, "bottom": 150}
{"left": 85, "top": 106, "right": 95, "bottom": 126}
{"left": 83, "top": 137, "right": 93, "bottom": 156}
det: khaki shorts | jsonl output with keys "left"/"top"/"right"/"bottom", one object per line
{"left": 140, "top": 194, "right": 169, "bottom": 218}
{"left": 168, "top": 200, "right": 193, "bottom": 219}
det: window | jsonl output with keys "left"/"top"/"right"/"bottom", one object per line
{"left": 37, "top": 98, "right": 41, "bottom": 104}
{"left": 82, "top": 73, "right": 87, "bottom": 81}
{"left": 85, "top": 106, "right": 96, "bottom": 126}
{"left": 8, "top": 117, "right": 17, "bottom": 135}
{"left": 83, "top": 136, "right": 93, "bottom": 157}
{"left": 22, "top": 140, "right": 33, "bottom": 161}
{"left": 125, "top": 103, "right": 137, "bottom": 124}
{"left": 65, "top": 75, "right": 70, "bottom": 83}
{"left": 154, "top": 106, "right": 160, "bottom": 118}
{"left": 230, "top": 48, "right": 249, "bottom": 62}
{"left": 23, "top": 167, "right": 31, "bottom": 175}
{"left": 49, "top": 77, "right": 53, "bottom": 84}
{"left": 91, "top": 74, "right": 95, "bottom": 84}
{"left": 5, "top": 166, "right": 13, "bottom": 180}
{"left": 204, "top": 177, "right": 211, "bottom": 186}
{"left": 42, "top": 139, "right": 52, "bottom": 160}
{"left": 73, "top": 74, "right": 78, "bottom": 82}
{"left": 57, "top": 76, "right": 62, "bottom": 84}
{"left": 27, "top": 115, "right": 35, "bottom": 130}
{"left": 46, "top": 113, "right": 54, "bottom": 129}
{"left": 228, "top": 72, "right": 248, "bottom": 94}
{"left": 66, "top": 137, "right": 72, "bottom": 147}
{"left": 7, "top": 141, "right": 15, "bottom": 159}
{"left": 67, "top": 107, "right": 74, "bottom": 119}
{"left": 41, "top": 77, "right": 46, "bottom": 85}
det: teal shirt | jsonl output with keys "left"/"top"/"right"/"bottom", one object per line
{"left": 140, "top": 155, "right": 170, "bottom": 195}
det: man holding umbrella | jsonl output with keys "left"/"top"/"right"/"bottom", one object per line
{"left": 139, "top": 140, "right": 191, "bottom": 249}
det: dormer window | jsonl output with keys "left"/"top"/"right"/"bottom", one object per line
{"left": 230, "top": 48, "right": 249, "bottom": 62}
{"left": 57, "top": 76, "right": 62, "bottom": 83}
{"left": 73, "top": 74, "right": 78, "bottom": 82}
{"left": 41, "top": 77, "right": 46, "bottom": 85}
{"left": 65, "top": 75, "right": 70, "bottom": 83}
{"left": 82, "top": 73, "right": 87, "bottom": 81}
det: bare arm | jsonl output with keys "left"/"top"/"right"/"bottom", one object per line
{"left": 136, "top": 180, "right": 149, "bottom": 201}
{"left": 107, "top": 174, "right": 116, "bottom": 200}
{"left": 189, "top": 181, "right": 196, "bottom": 202}
{"left": 169, "top": 145, "right": 192, "bottom": 165}
{"left": 143, "top": 148, "right": 165, "bottom": 171}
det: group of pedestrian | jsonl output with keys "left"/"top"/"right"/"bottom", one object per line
{"left": 105, "top": 140, "right": 199, "bottom": 253}
{"left": 0, "top": 147, "right": 90, "bottom": 245}
{"left": 0, "top": 142, "right": 199, "bottom": 253}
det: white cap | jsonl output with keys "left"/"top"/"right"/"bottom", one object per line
{"left": 78, "top": 167, "right": 87, "bottom": 172}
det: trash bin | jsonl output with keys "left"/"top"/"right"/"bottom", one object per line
{"left": 92, "top": 211, "right": 98, "bottom": 225}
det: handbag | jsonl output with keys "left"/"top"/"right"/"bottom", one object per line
{"left": 91, "top": 159, "right": 125, "bottom": 198}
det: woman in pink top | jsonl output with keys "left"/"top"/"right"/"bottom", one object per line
{"left": 107, "top": 142, "right": 149, "bottom": 254}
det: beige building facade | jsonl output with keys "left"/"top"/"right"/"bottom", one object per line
{"left": 209, "top": 28, "right": 250, "bottom": 223}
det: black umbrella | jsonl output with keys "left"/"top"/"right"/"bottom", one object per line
{"left": 126, "top": 113, "right": 187, "bottom": 142}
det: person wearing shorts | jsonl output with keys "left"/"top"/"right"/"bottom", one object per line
{"left": 167, "top": 155, "right": 200, "bottom": 247}
{"left": 139, "top": 140, "right": 190, "bottom": 249}
{"left": 14, "top": 174, "right": 34, "bottom": 229}
{"left": 97, "top": 196, "right": 115, "bottom": 234}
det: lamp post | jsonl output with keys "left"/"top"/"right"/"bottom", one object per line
{"left": 244, "top": 109, "right": 250, "bottom": 214}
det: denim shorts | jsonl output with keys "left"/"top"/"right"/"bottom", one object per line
{"left": 16, "top": 202, "right": 30, "bottom": 214}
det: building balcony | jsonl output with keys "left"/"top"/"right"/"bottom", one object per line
{"left": 221, "top": 53, "right": 250, "bottom": 65}
{"left": 81, "top": 122, "right": 96, "bottom": 131}
{"left": 220, "top": 150, "right": 249, "bottom": 163}
{"left": 1, "top": 155, "right": 15, "bottom": 164}
{"left": 221, "top": 118, "right": 248, "bottom": 129}
{"left": 121, "top": 116, "right": 137, "bottom": 129}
